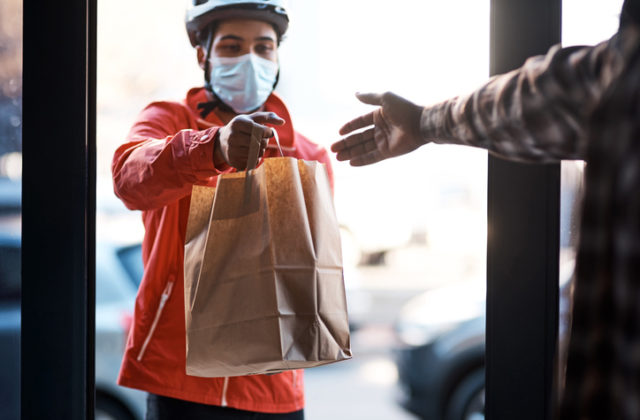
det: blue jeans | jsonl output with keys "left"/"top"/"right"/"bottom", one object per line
{"left": 145, "top": 393, "right": 305, "bottom": 420}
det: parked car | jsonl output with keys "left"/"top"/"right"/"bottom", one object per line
{"left": 0, "top": 221, "right": 146, "bottom": 420}
{"left": 393, "top": 260, "right": 575, "bottom": 420}
{"left": 394, "top": 280, "right": 486, "bottom": 420}
{"left": 0, "top": 228, "right": 20, "bottom": 420}
{"left": 94, "top": 239, "right": 147, "bottom": 420}
{"left": 0, "top": 177, "right": 20, "bottom": 215}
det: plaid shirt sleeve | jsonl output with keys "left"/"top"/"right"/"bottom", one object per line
{"left": 419, "top": 29, "right": 635, "bottom": 163}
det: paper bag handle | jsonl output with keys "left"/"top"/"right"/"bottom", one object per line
{"left": 246, "top": 127, "right": 284, "bottom": 172}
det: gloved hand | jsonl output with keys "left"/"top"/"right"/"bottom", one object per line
{"left": 214, "top": 111, "right": 285, "bottom": 170}
{"left": 331, "top": 92, "right": 424, "bottom": 166}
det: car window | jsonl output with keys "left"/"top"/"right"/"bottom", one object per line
{"left": 0, "top": 179, "right": 21, "bottom": 215}
{"left": 96, "top": 244, "right": 137, "bottom": 305}
{"left": 0, "top": 243, "right": 20, "bottom": 301}
{"left": 116, "top": 243, "right": 143, "bottom": 288}
{"left": 96, "top": 267, "right": 129, "bottom": 305}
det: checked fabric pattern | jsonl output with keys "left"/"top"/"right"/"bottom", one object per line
{"left": 419, "top": 7, "right": 640, "bottom": 418}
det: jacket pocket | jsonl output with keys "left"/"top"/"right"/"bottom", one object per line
{"left": 137, "top": 279, "right": 175, "bottom": 362}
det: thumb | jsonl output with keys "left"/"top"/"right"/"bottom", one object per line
{"left": 355, "top": 92, "right": 384, "bottom": 106}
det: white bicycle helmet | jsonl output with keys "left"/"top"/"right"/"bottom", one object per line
{"left": 186, "top": 0, "right": 289, "bottom": 47}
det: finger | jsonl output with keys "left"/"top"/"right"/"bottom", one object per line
{"left": 259, "top": 137, "right": 268, "bottom": 158}
{"left": 229, "top": 151, "right": 253, "bottom": 170}
{"left": 255, "top": 124, "right": 275, "bottom": 139}
{"left": 245, "top": 120, "right": 277, "bottom": 139}
{"left": 229, "top": 159, "right": 246, "bottom": 171}
{"left": 355, "top": 92, "right": 384, "bottom": 106}
{"left": 249, "top": 111, "right": 286, "bottom": 126}
{"left": 350, "top": 149, "right": 385, "bottom": 166}
{"left": 335, "top": 129, "right": 377, "bottom": 162}
{"left": 330, "top": 139, "right": 345, "bottom": 153}
{"left": 228, "top": 147, "right": 249, "bottom": 162}
{"left": 335, "top": 141, "right": 372, "bottom": 162}
{"left": 330, "top": 138, "right": 350, "bottom": 153}
{"left": 335, "top": 140, "right": 378, "bottom": 162}
{"left": 338, "top": 111, "right": 375, "bottom": 136}
{"left": 234, "top": 118, "right": 259, "bottom": 136}
{"left": 333, "top": 127, "right": 375, "bottom": 153}
{"left": 234, "top": 122, "right": 272, "bottom": 141}
{"left": 227, "top": 130, "right": 254, "bottom": 148}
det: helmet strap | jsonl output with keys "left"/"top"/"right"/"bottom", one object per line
{"left": 198, "top": 25, "right": 235, "bottom": 118}
{"left": 203, "top": 26, "right": 214, "bottom": 89}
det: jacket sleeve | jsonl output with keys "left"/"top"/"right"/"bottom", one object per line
{"left": 293, "top": 132, "right": 335, "bottom": 193}
{"left": 112, "top": 101, "right": 228, "bottom": 210}
{"left": 420, "top": 27, "right": 638, "bottom": 162}
{"left": 318, "top": 146, "right": 335, "bottom": 194}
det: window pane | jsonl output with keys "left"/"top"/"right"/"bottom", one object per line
{"left": 116, "top": 244, "right": 143, "bottom": 288}
{"left": 94, "top": 2, "right": 154, "bottom": 417}
{"left": 98, "top": 1, "right": 489, "bottom": 419}
{"left": 281, "top": 2, "right": 490, "bottom": 419}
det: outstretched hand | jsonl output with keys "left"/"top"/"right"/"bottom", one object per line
{"left": 331, "top": 92, "right": 424, "bottom": 166}
{"left": 215, "top": 111, "right": 285, "bottom": 170}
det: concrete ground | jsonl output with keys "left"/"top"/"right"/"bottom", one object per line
{"left": 305, "top": 324, "right": 418, "bottom": 420}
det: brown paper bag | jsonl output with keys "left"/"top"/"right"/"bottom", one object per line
{"left": 184, "top": 156, "right": 352, "bottom": 377}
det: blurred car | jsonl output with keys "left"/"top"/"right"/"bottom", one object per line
{"left": 94, "top": 239, "right": 146, "bottom": 420}
{"left": 0, "top": 228, "right": 20, "bottom": 420}
{"left": 0, "top": 177, "right": 21, "bottom": 215}
{"left": 393, "top": 260, "right": 575, "bottom": 420}
{"left": 394, "top": 281, "right": 486, "bottom": 420}
{"left": 0, "top": 190, "right": 146, "bottom": 420}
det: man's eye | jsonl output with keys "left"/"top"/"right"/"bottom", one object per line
{"left": 255, "top": 44, "right": 274, "bottom": 54}
{"left": 221, "top": 44, "right": 241, "bottom": 52}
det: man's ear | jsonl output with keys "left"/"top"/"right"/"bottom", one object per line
{"left": 196, "top": 45, "right": 206, "bottom": 70}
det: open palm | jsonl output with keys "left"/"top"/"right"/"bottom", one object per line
{"left": 332, "top": 92, "right": 424, "bottom": 166}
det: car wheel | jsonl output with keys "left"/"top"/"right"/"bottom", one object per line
{"left": 445, "top": 368, "right": 485, "bottom": 420}
{"left": 96, "top": 395, "right": 136, "bottom": 420}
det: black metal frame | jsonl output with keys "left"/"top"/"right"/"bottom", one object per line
{"left": 486, "top": 1, "right": 561, "bottom": 419}
{"left": 21, "top": 0, "right": 96, "bottom": 418}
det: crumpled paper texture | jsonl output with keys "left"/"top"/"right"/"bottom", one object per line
{"left": 184, "top": 157, "right": 352, "bottom": 377}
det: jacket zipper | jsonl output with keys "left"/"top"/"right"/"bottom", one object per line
{"left": 292, "top": 370, "right": 298, "bottom": 389}
{"left": 137, "top": 280, "right": 174, "bottom": 361}
{"left": 221, "top": 377, "right": 229, "bottom": 407}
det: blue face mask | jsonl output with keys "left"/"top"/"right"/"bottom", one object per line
{"left": 209, "top": 53, "right": 279, "bottom": 114}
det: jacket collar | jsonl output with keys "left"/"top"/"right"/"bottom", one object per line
{"left": 185, "top": 87, "right": 296, "bottom": 151}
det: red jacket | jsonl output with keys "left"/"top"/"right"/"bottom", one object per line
{"left": 112, "top": 88, "right": 334, "bottom": 413}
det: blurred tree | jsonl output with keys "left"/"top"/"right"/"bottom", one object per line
{"left": 0, "top": 0, "right": 22, "bottom": 156}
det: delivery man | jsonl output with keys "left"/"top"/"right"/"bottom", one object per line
{"left": 112, "top": 1, "right": 333, "bottom": 418}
